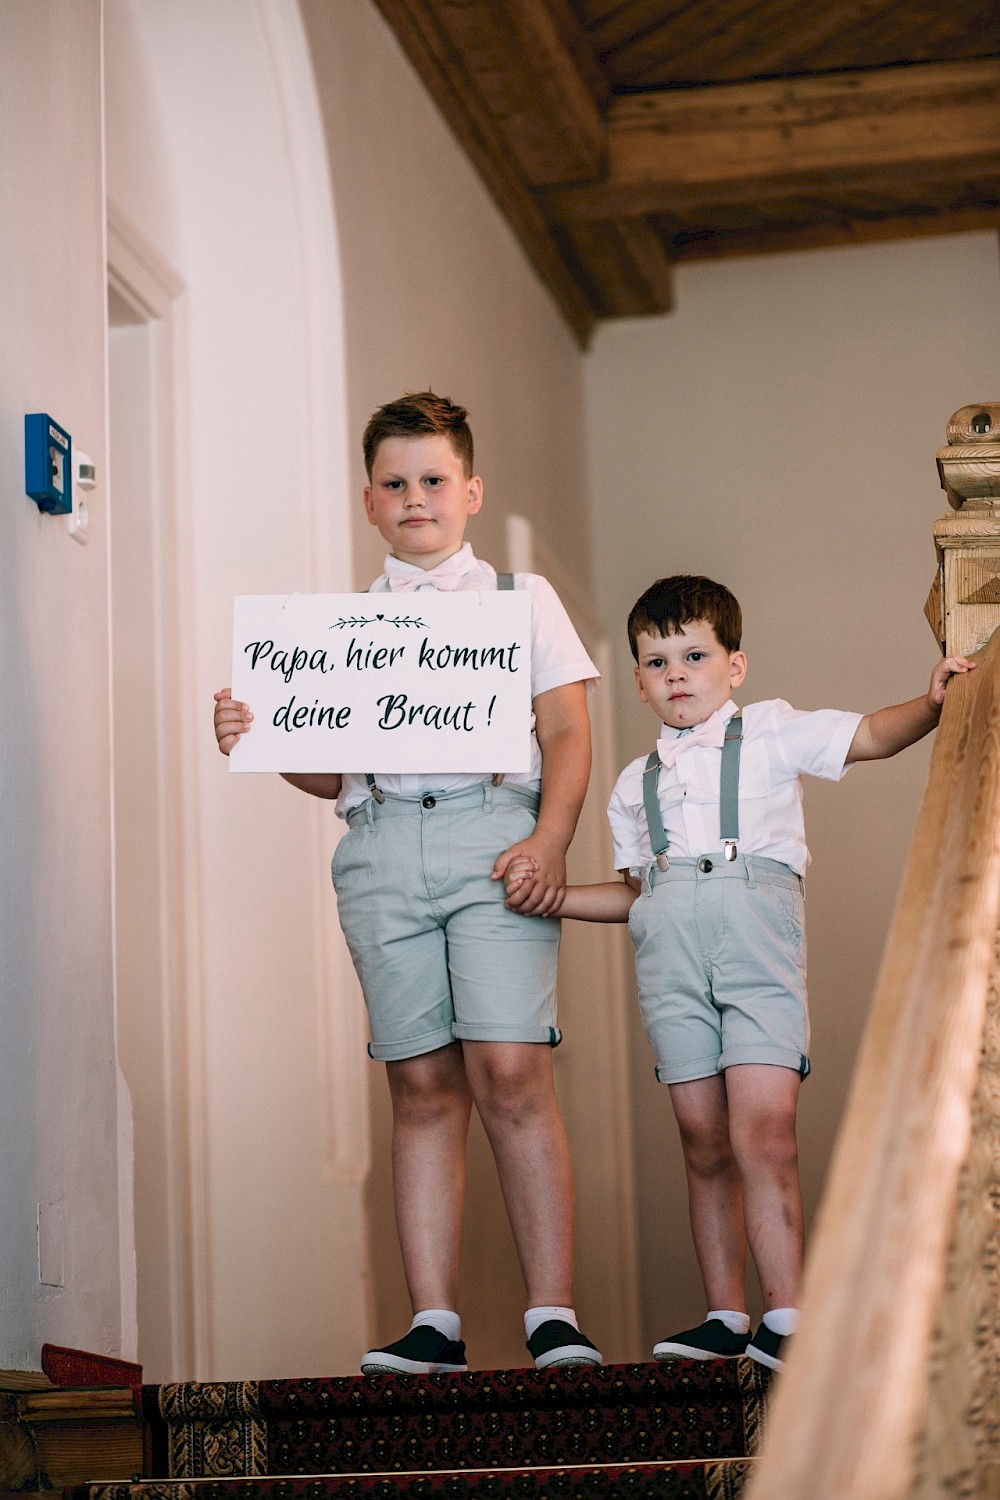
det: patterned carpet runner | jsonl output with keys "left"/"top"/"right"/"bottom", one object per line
{"left": 80, "top": 1359, "right": 770, "bottom": 1499}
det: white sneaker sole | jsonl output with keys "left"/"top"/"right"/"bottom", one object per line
{"left": 746, "top": 1343, "right": 783, "bottom": 1371}
{"left": 654, "top": 1346, "right": 744, "bottom": 1360}
{"left": 360, "top": 1353, "right": 467, "bottom": 1375}
{"left": 533, "top": 1345, "right": 602, "bottom": 1370}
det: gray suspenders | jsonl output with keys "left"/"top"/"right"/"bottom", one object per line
{"left": 366, "top": 571, "right": 516, "bottom": 805}
{"left": 642, "top": 711, "right": 744, "bottom": 872}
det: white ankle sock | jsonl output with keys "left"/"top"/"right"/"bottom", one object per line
{"left": 706, "top": 1309, "right": 751, "bottom": 1335}
{"left": 524, "top": 1305, "right": 578, "bottom": 1340}
{"left": 762, "top": 1307, "right": 798, "bottom": 1336}
{"left": 411, "top": 1308, "right": 461, "bottom": 1343}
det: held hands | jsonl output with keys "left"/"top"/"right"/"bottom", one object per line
{"left": 492, "top": 830, "right": 566, "bottom": 916}
{"left": 214, "top": 688, "right": 253, "bottom": 755}
{"left": 502, "top": 854, "right": 540, "bottom": 905}
{"left": 928, "top": 654, "right": 976, "bottom": 709}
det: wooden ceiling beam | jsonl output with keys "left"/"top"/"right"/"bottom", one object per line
{"left": 668, "top": 205, "right": 1000, "bottom": 264}
{"left": 426, "top": 0, "right": 606, "bottom": 185}
{"left": 558, "top": 217, "right": 675, "bottom": 316}
{"left": 370, "top": 0, "right": 597, "bottom": 344}
{"left": 543, "top": 59, "right": 1000, "bottom": 221}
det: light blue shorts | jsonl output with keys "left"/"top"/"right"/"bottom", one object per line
{"left": 627, "top": 854, "right": 810, "bottom": 1084}
{"left": 331, "top": 782, "right": 562, "bottom": 1061}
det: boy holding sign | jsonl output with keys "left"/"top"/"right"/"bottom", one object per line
{"left": 214, "top": 393, "right": 601, "bottom": 1375}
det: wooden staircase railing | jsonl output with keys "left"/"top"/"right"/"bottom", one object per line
{"left": 747, "top": 403, "right": 1000, "bottom": 1500}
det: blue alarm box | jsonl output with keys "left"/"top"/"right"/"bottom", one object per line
{"left": 25, "top": 413, "right": 72, "bottom": 515}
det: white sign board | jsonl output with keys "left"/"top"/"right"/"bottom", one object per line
{"left": 229, "top": 592, "right": 532, "bottom": 773}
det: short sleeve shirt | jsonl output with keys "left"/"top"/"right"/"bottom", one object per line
{"left": 607, "top": 697, "right": 863, "bottom": 877}
{"left": 336, "top": 544, "right": 599, "bottom": 817}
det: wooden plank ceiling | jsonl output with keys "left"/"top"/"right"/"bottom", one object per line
{"left": 370, "top": 0, "right": 1000, "bottom": 344}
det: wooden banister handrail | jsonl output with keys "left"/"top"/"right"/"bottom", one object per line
{"left": 746, "top": 624, "right": 1000, "bottom": 1500}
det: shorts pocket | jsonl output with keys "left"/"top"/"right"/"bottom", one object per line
{"left": 760, "top": 882, "right": 805, "bottom": 963}
{"left": 330, "top": 827, "right": 374, "bottom": 947}
{"left": 487, "top": 803, "right": 538, "bottom": 863}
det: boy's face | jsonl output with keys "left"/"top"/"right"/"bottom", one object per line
{"left": 364, "top": 434, "right": 483, "bottom": 569}
{"left": 633, "top": 621, "right": 747, "bottom": 731}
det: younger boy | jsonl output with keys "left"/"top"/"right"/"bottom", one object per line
{"left": 507, "top": 574, "right": 971, "bottom": 1370}
{"left": 215, "top": 392, "right": 602, "bottom": 1375}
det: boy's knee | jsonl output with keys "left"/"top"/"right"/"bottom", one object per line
{"left": 731, "top": 1111, "right": 798, "bottom": 1175}
{"left": 467, "top": 1045, "right": 553, "bottom": 1123}
{"left": 387, "top": 1050, "right": 469, "bottom": 1125}
{"left": 677, "top": 1120, "right": 737, "bottom": 1181}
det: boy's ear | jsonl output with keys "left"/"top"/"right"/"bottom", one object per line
{"left": 363, "top": 484, "right": 378, "bottom": 527}
{"left": 729, "top": 650, "right": 748, "bottom": 689}
{"left": 633, "top": 664, "right": 648, "bottom": 703}
{"left": 467, "top": 475, "right": 483, "bottom": 514}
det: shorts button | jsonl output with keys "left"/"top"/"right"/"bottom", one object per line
{"left": 698, "top": 857, "right": 713, "bottom": 873}
{"left": 421, "top": 795, "right": 436, "bottom": 809}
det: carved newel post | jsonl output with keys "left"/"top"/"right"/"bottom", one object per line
{"left": 926, "top": 403, "right": 1000, "bottom": 657}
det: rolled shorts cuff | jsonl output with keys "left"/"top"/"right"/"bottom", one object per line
{"left": 719, "top": 1043, "right": 811, "bottom": 1077}
{"left": 453, "top": 1022, "right": 563, "bottom": 1047}
{"left": 654, "top": 1046, "right": 811, "bottom": 1083}
{"left": 367, "top": 1025, "right": 457, "bottom": 1062}
{"left": 654, "top": 1053, "right": 726, "bottom": 1085}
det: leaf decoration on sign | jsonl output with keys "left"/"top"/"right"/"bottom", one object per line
{"left": 329, "top": 615, "right": 427, "bottom": 630}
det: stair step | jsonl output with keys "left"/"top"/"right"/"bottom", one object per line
{"left": 75, "top": 1456, "right": 756, "bottom": 1498}
{"left": 140, "top": 1360, "right": 768, "bottom": 1479}
{"left": 0, "top": 1384, "right": 142, "bottom": 1492}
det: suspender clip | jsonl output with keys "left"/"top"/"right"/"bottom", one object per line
{"left": 370, "top": 784, "right": 385, "bottom": 805}
{"left": 724, "top": 840, "right": 738, "bottom": 862}
{"left": 656, "top": 852, "right": 669, "bottom": 872}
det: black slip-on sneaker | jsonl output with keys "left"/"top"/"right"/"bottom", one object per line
{"left": 746, "top": 1323, "right": 786, "bottom": 1370}
{"left": 654, "top": 1318, "right": 751, "bottom": 1360}
{"left": 526, "top": 1319, "right": 602, "bottom": 1369}
{"left": 361, "top": 1325, "right": 468, "bottom": 1375}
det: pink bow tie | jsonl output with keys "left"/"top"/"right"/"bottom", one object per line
{"left": 387, "top": 571, "right": 464, "bottom": 593}
{"left": 657, "top": 716, "right": 726, "bottom": 770}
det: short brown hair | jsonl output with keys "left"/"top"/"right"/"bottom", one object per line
{"left": 362, "top": 391, "right": 474, "bottom": 479}
{"left": 627, "top": 576, "right": 742, "bottom": 660}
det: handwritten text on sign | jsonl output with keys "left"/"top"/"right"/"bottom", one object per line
{"left": 229, "top": 592, "right": 532, "bottom": 773}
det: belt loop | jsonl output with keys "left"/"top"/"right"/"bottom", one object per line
{"left": 642, "top": 865, "right": 654, "bottom": 898}
{"left": 365, "top": 798, "right": 377, "bottom": 830}
{"left": 483, "top": 780, "right": 494, "bottom": 813}
{"left": 745, "top": 854, "right": 757, "bottom": 888}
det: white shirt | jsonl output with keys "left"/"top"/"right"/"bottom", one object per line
{"left": 607, "top": 698, "right": 863, "bottom": 878}
{"left": 336, "top": 544, "right": 599, "bottom": 817}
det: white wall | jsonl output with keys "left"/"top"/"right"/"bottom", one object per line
{"left": 584, "top": 231, "right": 1000, "bottom": 1345}
{"left": 299, "top": 1, "right": 610, "bottom": 1368}
{"left": 107, "top": 0, "right": 373, "bottom": 1379}
{"left": 0, "top": 0, "right": 123, "bottom": 1366}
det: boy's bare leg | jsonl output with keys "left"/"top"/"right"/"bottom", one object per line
{"left": 668, "top": 1074, "right": 748, "bottom": 1311}
{"left": 386, "top": 1043, "right": 473, "bottom": 1312}
{"left": 724, "top": 1063, "right": 803, "bottom": 1310}
{"left": 462, "top": 1040, "right": 575, "bottom": 1305}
